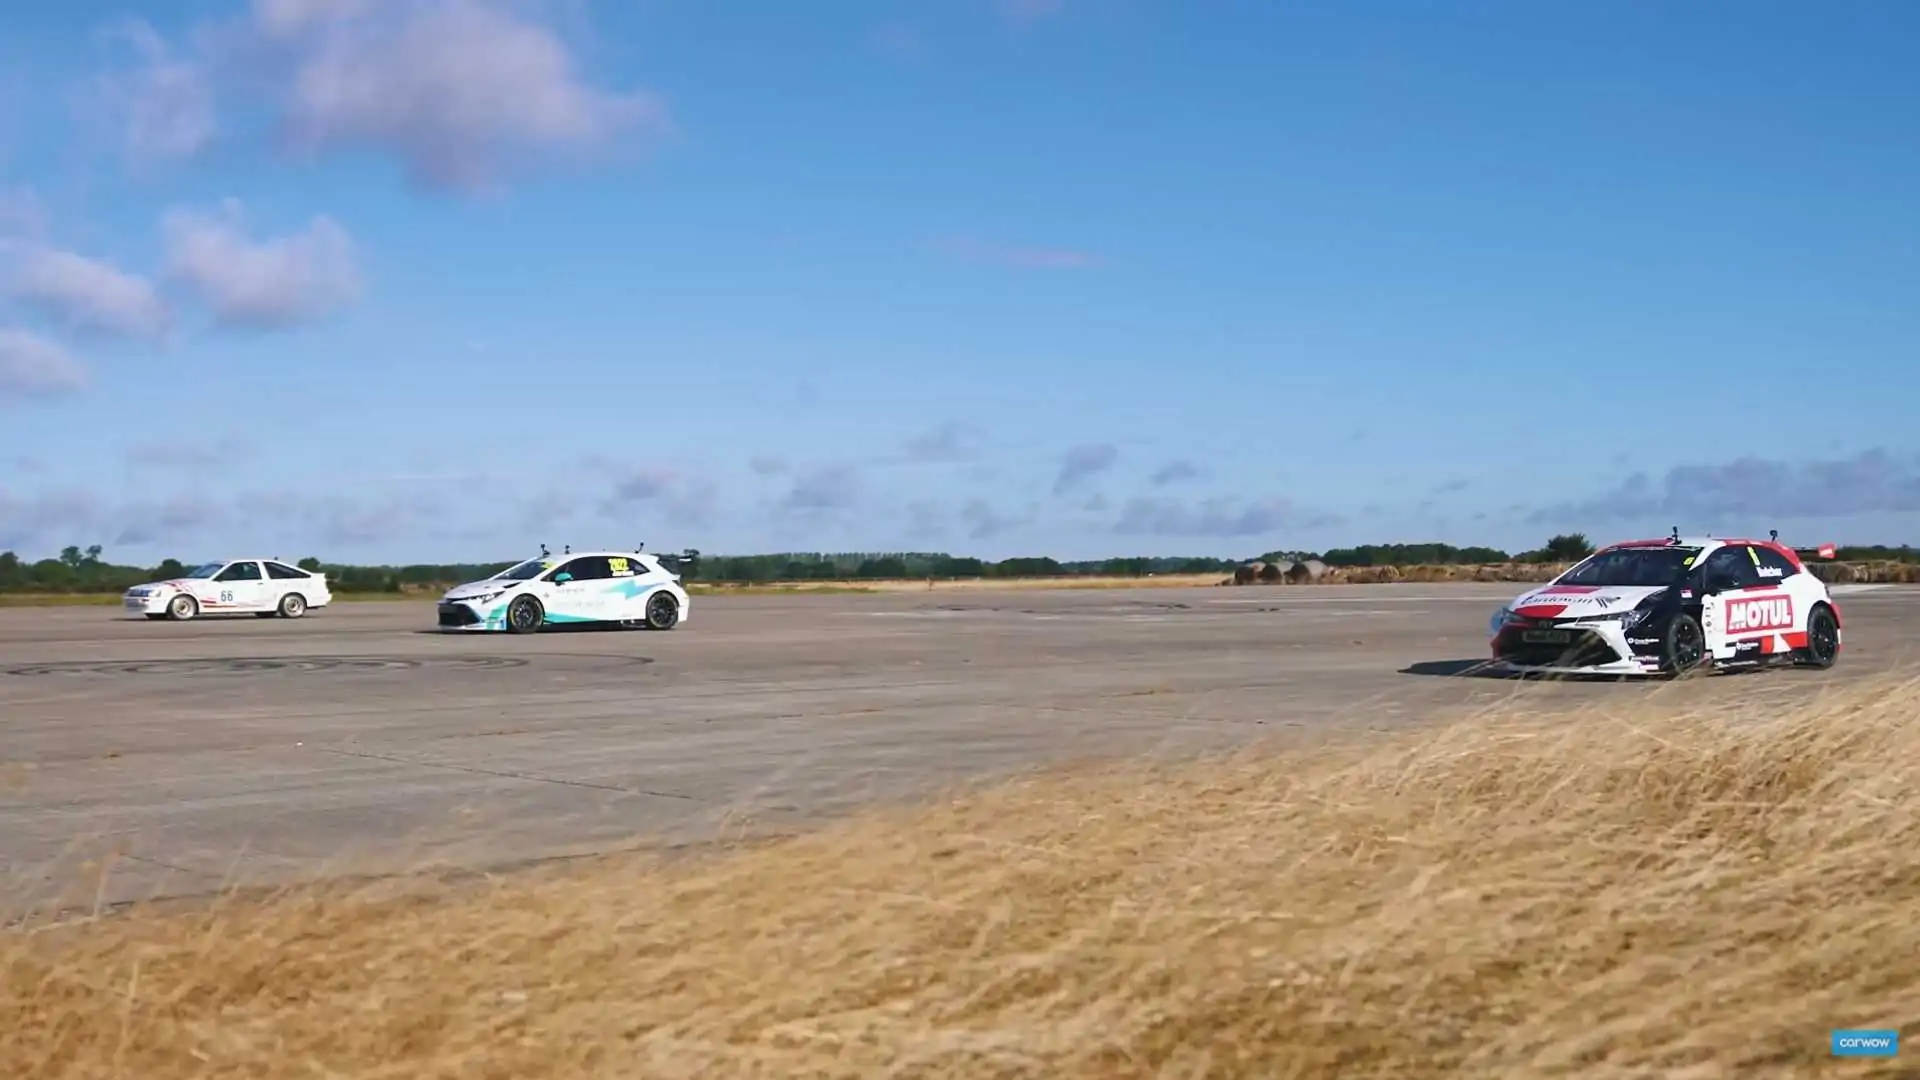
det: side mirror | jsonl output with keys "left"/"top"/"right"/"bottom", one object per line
{"left": 553, "top": 572, "right": 573, "bottom": 584}
{"left": 1704, "top": 572, "right": 1738, "bottom": 594}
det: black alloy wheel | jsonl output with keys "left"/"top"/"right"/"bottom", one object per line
{"left": 1801, "top": 606, "right": 1840, "bottom": 668}
{"left": 506, "top": 595, "right": 544, "bottom": 634}
{"left": 1664, "top": 613, "right": 1707, "bottom": 675}
{"left": 645, "top": 592, "right": 680, "bottom": 630}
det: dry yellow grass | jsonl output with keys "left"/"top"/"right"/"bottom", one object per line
{"left": 6, "top": 676, "right": 1917, "bottom": 1078}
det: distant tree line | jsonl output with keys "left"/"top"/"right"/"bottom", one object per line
{"left": 1, "top": 537, "right": 1914, "bottom": 595}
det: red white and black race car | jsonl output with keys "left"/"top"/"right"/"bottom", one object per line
{"left": 1488, "top": 531, "right": 1843, "bottom": 677}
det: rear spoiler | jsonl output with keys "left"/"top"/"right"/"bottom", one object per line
{"left": 1767, "top": 530, "right": 1835, "bottom": 561}
{"left": 654, "top": 548, "right": 702, "bottom": 576}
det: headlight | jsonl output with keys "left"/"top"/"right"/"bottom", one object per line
{"left": 1489, "top": 606, "right": 1513, "bottom": 635}
{"left": 1621, "top": 606, "right": 1653, "bottom": 630}
{"left": 469, "top": 590, "right": 505, "bottom": 605}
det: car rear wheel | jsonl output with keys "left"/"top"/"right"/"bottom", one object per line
{"left": 1662, "top": 613, "right": 1707, "bottom": 676}
{"left": 1798, "top": 605, "right": 1840, "bottom": 668}
{"left": 278, "top": 593, "right": 307, "bottom": 619}
{"left": 506, "top": 594, "right": 544, "bottom": 634}
{"left": 645, "top": 592, "right": 680, "bottom": 631}
{"left": 167, "top": 595, "right": 199, "bottom": 621}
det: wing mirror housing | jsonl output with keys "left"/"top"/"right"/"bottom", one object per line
{"left": 553, "top": 571, "right": 574, "bottom": 584}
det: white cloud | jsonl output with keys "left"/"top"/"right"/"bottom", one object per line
{"left": 92, "top": 18, "right": 219, "bottom": 169}
{"left": 161, "top": 199, "right": 362, "bottom": 329}
{"left": 0, "top": 487, "right": 104, "bottom": 550}
{"left": 0, "top": 329, "right": 89, "bottom": 400}
{"left": 271, "top": 0, "right": 664, "bottom": 190}
{"left": 1053, "top": 442, "right": 1118, "bottom": 494}
{"left": 780, "top": 463, "right": 862, "bottom": 514}
{"left": 103, "top": 0, "right": 667, "bottom": 192}
{"left": 8, "top": 248, "right": 170, "bottom": 341}
{"left": 1111, "top": 495, "right": 1341, "bottom": 538}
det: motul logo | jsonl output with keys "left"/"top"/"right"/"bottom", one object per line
{"left": 1726, "top": 596, "right": 1794, "bottom": 633}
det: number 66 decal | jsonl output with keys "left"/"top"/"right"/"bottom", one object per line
{"left": 219, "top": 590, "right": 234, "bottom": 603}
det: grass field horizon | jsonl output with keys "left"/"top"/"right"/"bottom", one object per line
{"left": 6, "top": 556, "right": 1920, "bottom": 608}
{"left": 8, "top": 671, "right": 1914, "bottom": 1078}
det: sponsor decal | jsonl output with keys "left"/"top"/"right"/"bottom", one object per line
{"left": 1725, "top": 595, "right": 1794, "bottom": 634}
{"left": 1525, "top": 592, "right": 1620, "bottom": 607}
{"left": 1757, "top": 565, "right": 1784, "bottom": 578}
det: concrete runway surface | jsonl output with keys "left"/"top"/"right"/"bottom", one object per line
{"left": 3, "top": 583, "right": 1916, "bottom": 910}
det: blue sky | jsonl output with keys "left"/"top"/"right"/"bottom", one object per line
{"left": 2, "top": 0, "right": 1918, "bottom": 564}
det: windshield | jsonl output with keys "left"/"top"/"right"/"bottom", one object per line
{"left": 491, "top": 557, "right": 556, "bottom": 582}
{"left": 1556, "top": 546, "right": 1701, "bottom": 588}
{"left": 182, "top": 562, "right": 224, "bottom": 579}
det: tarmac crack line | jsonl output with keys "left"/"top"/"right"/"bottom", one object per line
{"left": 307, "top": 746, "right": 699, "bottom": 801}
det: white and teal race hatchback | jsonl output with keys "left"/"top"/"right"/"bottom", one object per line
{"left": 436, "top": 549, "right": 691, "bottom": 633}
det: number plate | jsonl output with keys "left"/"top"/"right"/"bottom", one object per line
{"left": 1522, "top": 629, "right": 1572, "bottom": 644}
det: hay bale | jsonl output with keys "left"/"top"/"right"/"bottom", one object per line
{"left": 1234, "top": 562, "right": 1264, "bottom": 586}
{"left": 1811, "top": 562, "right": 1857, "bottom": 584}
{"left": 1259, "top": 560, "right": 1289, "bottom": 584}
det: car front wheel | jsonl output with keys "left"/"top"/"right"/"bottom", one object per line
{"left": 167, "top": 595, "right": 199, "bottom": 621}
{"left": 505, "top": 594, "right": 544, "bottom": 634}
{"left": 1662, "top": 613, "right": 1708, "bottom": 676}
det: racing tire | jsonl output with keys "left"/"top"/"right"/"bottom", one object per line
{"left": 166, "top": 594, "right": 199, "bottom": 622}
{"left": 1797, "top": 604, "right": 1840, "bottom": 669}
{"left": 1660, "top": 613, "right": 1708, "bottom": 676}
{"left": 278, "top": 593, "right": 308, "bottom": 619}
{"left": 505, "top": 594, "right": 545, "bottom": 634}
{"left": 644, "top": 592, "right": 680, "bottom": 631}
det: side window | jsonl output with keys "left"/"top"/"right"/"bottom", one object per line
{"left": 1752, "top": 546, "right": 1798, "bottom": 583}
{"left": 1699, "top": 547, "right": 1758, "bottom": 589}
{"left": 265, "top": 562, "right": 309, "bottom": 580}
{"left": 216, "top": 561, "right": 263, "bottom": 582}
{"left": 553, "top": 556, "right": 612, "bottom": 581}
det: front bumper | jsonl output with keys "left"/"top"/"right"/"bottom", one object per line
{"left": 437, "top": 599, "right": 506, "bottom": 631}
{"left": 123, "top": 591, "right": 169, "bottom": 615}
{"left": 1490, "top": 618, "right": 1667, "bottom": 676}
